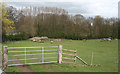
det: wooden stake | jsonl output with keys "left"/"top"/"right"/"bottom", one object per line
{"left": 91, "top": 52, "right": 93, "bottom": 65}
{"left": 74, "top": 49, "right": 77, "bottom": 63}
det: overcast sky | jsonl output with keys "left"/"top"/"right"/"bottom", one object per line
{"left": 118, "top": 1, "right": 120, "bottom": 18}
{"left": 4, "top": 0, "right": 119, "bottom": 18}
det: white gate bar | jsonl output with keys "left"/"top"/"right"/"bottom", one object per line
{"left": 44, "top": 49, "right": 58, "bottom": 51}
{"left": 8, "top": 64, "right": 25, "bottom": 66}
{"left": 43, "top": 61, "right": 57, "bottom": 63}
{"left": 8, "top": 49, "right": 58, "bottom": 53}
{"left": 8, "top": 51, "right": 25, "bottom": 53}
{"left": 8, "top": 58, "right": 38, "bottom": 61}
{"left": 26, "top": 61, "right": 57, "bottom": 64}
{"left": 44, "top": 46, "right": 58, "bottom": 48}
{"left": 8, "top": 57, "right": 57, "bottom": 61}
{"left": 8, "top": 61, "right": 57, "bottom": 66}
{"left": 24, "top": 50, "right": 42, "bottom": 52}
{"left": 43, "top": 53, "right": 58, "bottom": 54}
{"left": 7, "top": 47, "right": 42, "bottom": 49}
{"left": 10, "top": 53, "right": 58, "bottom": 56}
{"left": 7, "top": 46, "right": 58, "bottom": 49}
{"left": 44, "top": 57, "right": 57, "bottom": 59}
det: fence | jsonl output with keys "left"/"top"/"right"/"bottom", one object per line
{"left": 62, "top": 49, "right": 77, "bottom": 64}
{"left": 58, "top": 47, "right": 87, "bottom": 64}
{"left": 2, "top": 45, "right": 87, "bottom": 70}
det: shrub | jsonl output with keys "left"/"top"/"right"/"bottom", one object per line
{"left": 3, "top": 33, "right": 25, "bottom": 41}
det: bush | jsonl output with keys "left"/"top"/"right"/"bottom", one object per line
{"left": 3, "top": 33, "right": 25, "bottom": 42}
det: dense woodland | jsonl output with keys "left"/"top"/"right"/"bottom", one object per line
{"left": 1, "top": 4, "right": 119, "bottom": 41}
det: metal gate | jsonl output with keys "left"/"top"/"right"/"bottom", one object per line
{"left": 7, "top": 46, "right": 58, "bottom": 66}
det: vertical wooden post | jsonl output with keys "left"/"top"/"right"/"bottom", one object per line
{"left": 74, "top": 49, "right": 77, "bottom": 63}
{"left": 3, "top": 46, "right": 8, "bottom": 70}
{"left": 58, "top": 45, "right": 62, "bottom": 64}
{"left": 91, "top": 52, "right": 93, "bottom": 65}
{"left": 0, "top": 48, "right": 2, "bottom": 69}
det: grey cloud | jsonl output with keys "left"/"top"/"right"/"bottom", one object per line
{"left": 7, "top": 1, "right": 118, "bottom": 18}
{"left": 7, "top": 2, "right": 89, "bottom": 15}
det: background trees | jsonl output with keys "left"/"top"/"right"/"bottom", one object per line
{"left": 2, "top": 5, "right": 119, "bottom": 41}
{"left": 1, "top": 3, "right": 15, "bottom": 35}
{"left": 0, "top": 3, "right": 16, "bottom": 41}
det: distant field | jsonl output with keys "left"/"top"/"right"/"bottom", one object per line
{"left": 3, "top": 39, "right": 118, "bottom": 72}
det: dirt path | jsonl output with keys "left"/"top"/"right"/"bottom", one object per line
{"left": 30, "top": 58, "right": 58, "bottom": 72}
{"left": 16, "top": 65, "right": 35, "bottom": 72}
{"left": 12, "top": 56, "right": 36, "bottom": 73}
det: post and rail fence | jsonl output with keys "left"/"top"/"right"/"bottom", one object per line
{"left": 2, "top": 45, "right": 89, "bottom": 70}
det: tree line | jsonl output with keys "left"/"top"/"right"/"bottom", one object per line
{"left": 1, "top": 4, "right": 119, "bottom": 41}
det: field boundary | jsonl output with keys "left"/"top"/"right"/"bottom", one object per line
{"left": 2, "top": 45, "right": 89, "bottom": 70}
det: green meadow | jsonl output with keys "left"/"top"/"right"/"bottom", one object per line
{"left": 3, "top": 39, "right": 118, "bottom": 72}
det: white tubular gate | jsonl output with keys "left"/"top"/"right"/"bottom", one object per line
{"left": 7, "top": 46, "right": 58, "bottom": 66}
{"left": 42, "top": 47, "right": 44, "bottom": 63}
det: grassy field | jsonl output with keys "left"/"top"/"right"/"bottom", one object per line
{"left": 2, "top": 39, "right": 118, "bottom": 72}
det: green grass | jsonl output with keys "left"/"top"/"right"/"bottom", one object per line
{"left": 2, "top": 39, "right": 118, "bottom": 72}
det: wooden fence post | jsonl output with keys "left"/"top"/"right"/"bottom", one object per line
{"left": 91, "top": 52, "right": 93, "bottom": 65}
{"left": 74, "top": 49, "right": 77, "bottom": 63}
{"left": 58, "top": 45, "right": 62, "bottom": 64}
{"left": 3, "top": 46, "right": 8, "bottom": 70}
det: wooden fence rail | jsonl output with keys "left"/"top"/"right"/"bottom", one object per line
{"left": 62, "top": 49, "right": 75, "bottom": 52}
{"left": 62, "top": 48, "right": 77, "bottom": 64}
{"left": 62, "top": 57, "right": 74, "bottom": 60}
{"left": 62, "top": 48, "right": 88, "bottom": 65}
{"left": 62, "top": 53, "right": 75, "bottom": 56}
